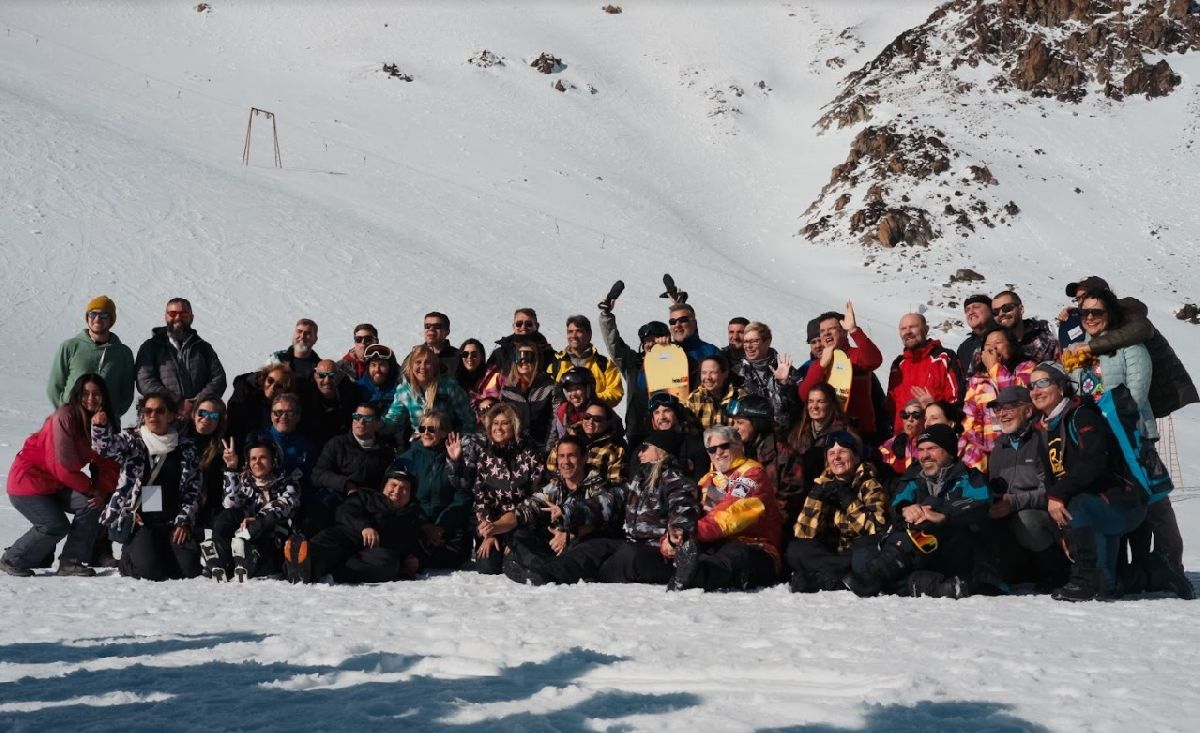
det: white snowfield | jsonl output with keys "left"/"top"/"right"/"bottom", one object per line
{"left": 1, "top": 2, "right": 1198, "bottom": 731}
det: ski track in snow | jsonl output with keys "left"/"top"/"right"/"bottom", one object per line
{"left": 1, "top": 2, "right": 1199, "bottom": 730}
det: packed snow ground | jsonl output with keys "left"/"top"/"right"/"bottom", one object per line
{"left": 1, "top": 2, "right": 1199, "bottom": 731}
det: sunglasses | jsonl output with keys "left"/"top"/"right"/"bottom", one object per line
{"left": 423, "top": 322, "right": 447, "bottom": 331}
{"left": 142, "top": 406, "right": 169, "bottom": 416}
{"left": 705, "top": 441, "right": 732, "bottom": 454}
{"left": 668, "top": 316, "right": 691, "bottom": 326}
{"left": 351, "top": 413, "right": 377, "bottom": 423}
{"left": 461, "top": 350, "right": 482, "bottom": 359}
{"left": 166, "top": 310, "right": 191, "bottom": 319}
{"left": 1030, "top": 377, "right": 1058, "bottom": 390}
{"left": 416, "top": 425, "right": 440, "bottom": 434}
{"left": 638, "top": 442, "right": 655, "bottom": 452}
{"left": 513, "top": 320, "right": 536, "bottom": 328}
{"left": 900, "top": 410, "right": 924, "bottom": 421}
{"left": 87, "top": 310, "right": 113, "bottom": 321}
{"left": 196, "top": 408, "right": 222, "bottom": 421}
{"left": 263, "top": 375, "right": 285, "bottom": 387}
{"left": 991, "top": 302, "right": 1019, "bottom": 317}
{"left": 1080, "top": 308, "right": 1107, "bottom": 319}
{"left": 989, "top": 402, "right": 1025, "bottom": 412}
{"left": 354, "top": 334, "right": 377, "bottom": 344}
{"left": 315, "top": 370, "right": 338, "bottom": 379}
{"left": 581, "top": 414, "right": 607, "bottom": 422}
{"left": 272, "top": 409, "right": 298, "bottom": 418}
{"left": 514, "top": 352, "right": 537, "bottom": 364}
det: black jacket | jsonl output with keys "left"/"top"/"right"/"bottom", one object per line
{"left": 311, "top": 433, "right": 397, "bottom": 498}
{"left": 299, "top": 378, "right": 360, "bottom": 451}
{"left": 135, "top": 327, "right": 226, "bottom": 403}
{"left": 1039, "top": 398, "right": 1139, "bottom": 505}
{"left": 226, "top": 372, "right": 271, "bottom": 453}
{"left": 334, "top": 490, "right": 424, "bottom": 556}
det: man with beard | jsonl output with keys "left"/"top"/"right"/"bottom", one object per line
{"left": 991, "top": 291, "right": 1061, "bottom": 365}
{"left": 273, "top": 318, "right": 321, "bottom": 381}
{"left": 135, "top": 297, "right": 226, "bottom": 419}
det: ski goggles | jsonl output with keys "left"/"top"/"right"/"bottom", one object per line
{"left": 907, "top": 528, "right": 939, "bottom": 555}
{"left": 823, "top": 430, "right": 860, "bottom": 452}
{"left": 364, "top": 345, "right": 394, "bottom": 361}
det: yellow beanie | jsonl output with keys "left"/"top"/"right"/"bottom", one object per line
{"left": 85, "top": 295, "right": 117, "bottom": 325}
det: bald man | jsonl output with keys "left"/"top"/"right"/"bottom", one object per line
{"left": 885, "top": 312, "right": 963, "bottom": 433}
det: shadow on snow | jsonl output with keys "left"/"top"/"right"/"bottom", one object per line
{"left": 759, "top": 700, "right": 1050, "bottom": 733}
{"left": 0, "top": 632, "right": 697, "bottom": 731}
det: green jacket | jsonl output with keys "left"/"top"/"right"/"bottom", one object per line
{"left": 47, "top": 330, "right": 136, "bottom": 416}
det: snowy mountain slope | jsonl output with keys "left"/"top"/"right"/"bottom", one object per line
{"left": 1, "top": 2, "right": 1199, "bottom": 730}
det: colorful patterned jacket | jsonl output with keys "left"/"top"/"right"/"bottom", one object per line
{"left": 696, "top": 456, "right": 783, "bottom": 570}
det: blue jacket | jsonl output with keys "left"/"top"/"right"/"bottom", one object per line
{"left": 678, "top": 332, "right": 720, "bottom": 365}
{"left": 266, "top": 427, "right": 317, "bottom": 479}
{"left": 356, "top": 372, "right": 399, "bottom": 414}
{"left": 892, "top": 460, "right": 990, "bottom": 528}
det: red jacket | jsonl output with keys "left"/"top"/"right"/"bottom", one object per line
{"left": 7, "top": 407, "right": 119, "bottom": 497}
{"left": 696, "top": 457, "right": 783, "bottom": 571}
{"left": 797, "top": 327, "right": 884, "bottom": 439}
{"left": 886, "top": 339, "right": 962, "bottom": 433}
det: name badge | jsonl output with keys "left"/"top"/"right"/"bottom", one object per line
{"left": 142, "top": 485, "right": 164, "bottom": 512}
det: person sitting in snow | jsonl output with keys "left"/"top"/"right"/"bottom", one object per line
{"left": 206, "top": 435, "right": 299, "bottom": 580}
{"left": 844, "top": 423, "right": 991, "bottom": 599}
{"left": 285, "top": 466, "right": 428, "bottom": 584}
{"left": 667, "top": 425, "right": 782, "bottom": 591}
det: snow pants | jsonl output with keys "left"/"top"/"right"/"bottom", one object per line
{"left": 211, "top": 508, "right": 280, "bottom": 577}
{"left": 688, "top": 542, "right": 777, "bottom": 591}
{"left": 4, "top": 489, "right": 100, "bottom": 569}
{"left": 308, "top": 525, "right": 405, "bottom": 583}
{"left": 119, "top": 522, "right": 201, "bottom": 581}
{"left": 537, "top": 538, "right": 674, "bottom": 585}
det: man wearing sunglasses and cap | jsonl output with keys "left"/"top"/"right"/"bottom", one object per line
{"left": 309, "top": 402, "right": 397, "bottom": 534}
{"left": 984, "top": 385, "right": 1068, "bottom": 588}
{"left": 669, "top": 424, "right": 781, "bottom": 592}
{"left": 844, "top": 422, "right": 991, "bottom": 599}
{"left": 48, "top": 295, "right": 136, "bottom": 416}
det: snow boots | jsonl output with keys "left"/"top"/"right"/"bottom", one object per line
{"left": 282, "top": 533, "right": 311, "bottom": 584}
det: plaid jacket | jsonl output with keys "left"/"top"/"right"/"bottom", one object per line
{"left": 792, "top": 461, "right": 888, "bottom": 552}
{"left": 546, "top": 429, "right": 628, "bottom": 483}
{"left": 685, "top": 382, "right": 744, "bottom": 430}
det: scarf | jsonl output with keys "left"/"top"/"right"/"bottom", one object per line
{"left": 139, "top": 425, "right": 179, "bottom": 457}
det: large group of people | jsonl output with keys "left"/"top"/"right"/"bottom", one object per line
{"left": 3, "top": 276, "right": 1196, "bottom": 602}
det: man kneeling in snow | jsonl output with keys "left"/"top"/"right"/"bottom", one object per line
{"left": 285, "top": 467, "right": 432, "bottom": 583}
{"left": 844, "top": 424, "right": 991, "bottom": 598}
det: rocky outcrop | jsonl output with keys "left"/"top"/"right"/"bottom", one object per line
{"left": 804, "top": 0, "right": 1200, "bottom": 250}
{"left": 820, "top": 0, "right": 1200, "bottom": 129}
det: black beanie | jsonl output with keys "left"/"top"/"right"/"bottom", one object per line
{"left": 643, "top": 429, "right": 683, "bottom": 458}
{"left": 806, "top": 318, "right": 821, "bottom": 342}
{"left": 916, "top": 423, "right": 959, "bottom": 457}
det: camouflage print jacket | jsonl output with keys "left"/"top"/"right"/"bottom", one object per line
{"left": 93, "top": 425, "right": 201, "bottom": 530}
{"left": 221, "top": 469, "right": 301, "bottom": 522}
{"left": 620, "top": 457, "right": 699, "bottom": 545}
{"left": 514, "top": 470, "right": 622, "bottom": 537}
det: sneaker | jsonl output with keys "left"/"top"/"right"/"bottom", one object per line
{"left": 283, "top": 534, "right": 311, "bottom": 584}
{"left": 55, "top": 560, "right": 97, "bottom": 577}
{"left": 0, "top": 555, "right": 33, "bottom": 578}
{"left": 667, "top": 539, "right": 700, "bottom": 592}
